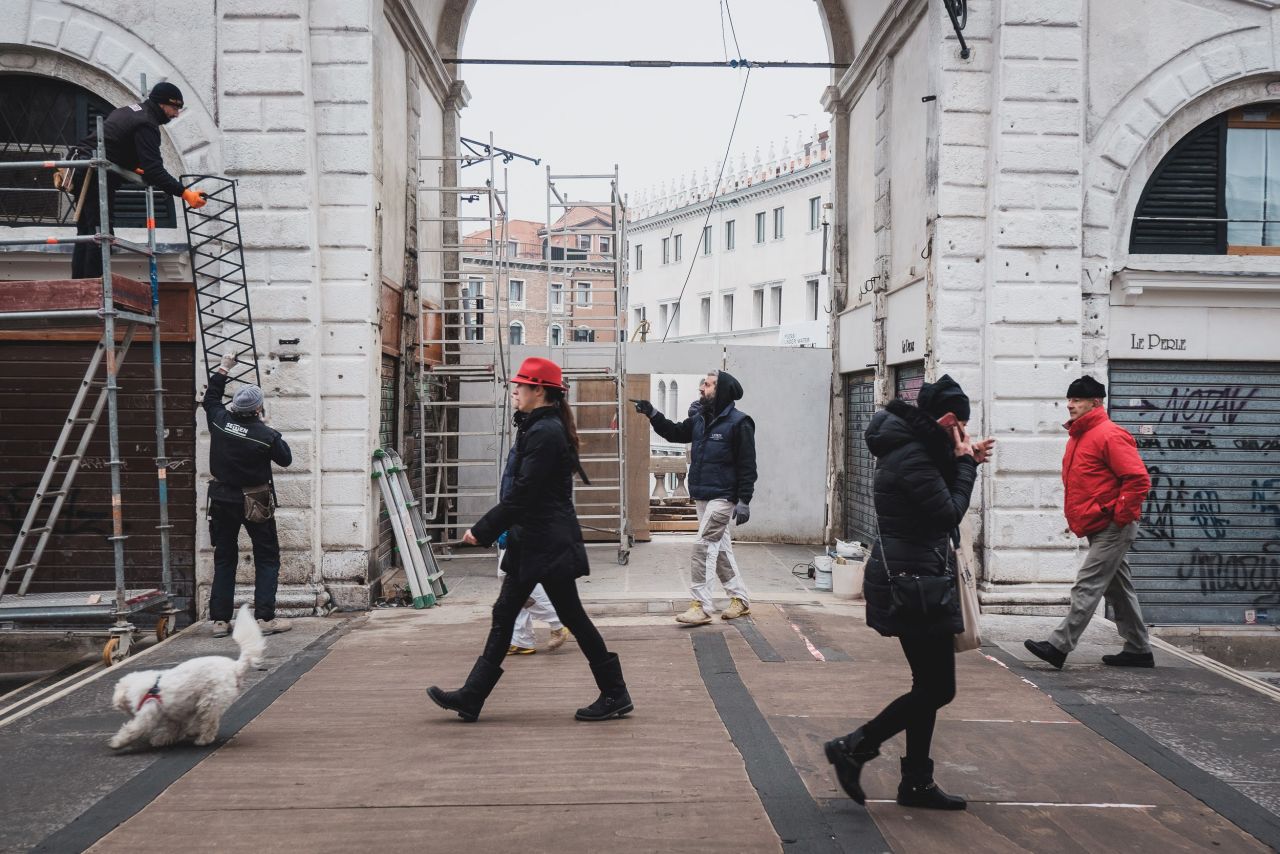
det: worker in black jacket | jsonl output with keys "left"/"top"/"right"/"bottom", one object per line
{"left": 202, "top": 354, "right": 293, "bottom": 637}
{"left": 633, "top": 370, "right": 757, "bottom": 625}
{"left": 71, "top": 81, "right": 207, "bottom": 279}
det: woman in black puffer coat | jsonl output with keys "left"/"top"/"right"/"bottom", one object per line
{"left": 427, "top": 357, "right": 633, "bottom": 724}
{"left": 825, "top": 375, "right": 991, "bottom": 811}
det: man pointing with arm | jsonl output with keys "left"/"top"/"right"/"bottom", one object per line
{"left": 634, "top": 370, "right": 756, "bottom": 625}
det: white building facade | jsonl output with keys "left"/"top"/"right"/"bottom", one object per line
{"left": 829, "top": 0, "right": 1280, "bottom": 624}
{"left": 627, "top": 133, "right": 833, "bottom": 419}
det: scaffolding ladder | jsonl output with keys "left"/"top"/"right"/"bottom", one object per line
{"left": 544, "top": 166, "right": 631, "bottom": 565}
{"left": 180, "top": 175, "right": 264, "bottom": 391}
{"left": 0, "top": 118, "right": 174, "bottom": 662}
{"left": 415, "top": 136, "right": 511, "bottom": 560}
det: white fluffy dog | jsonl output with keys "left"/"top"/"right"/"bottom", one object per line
{"left": 108, "top": 603, "right": 265, "bottom": 750}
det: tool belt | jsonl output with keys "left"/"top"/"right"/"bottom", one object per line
{"left": 242, "top": 483, "right": 274, "bottom": 523}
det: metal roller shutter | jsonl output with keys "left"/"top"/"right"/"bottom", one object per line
{"left": 0, "top": 341, "right": 197, "bottom": 617}
{"left": 1109, "top": 360, "right": 1280, "bottom": 624}
{"left": 895, "top": 362, "right": 925, "bottom": 404}
{"left": 842, "top": 372, "right": 876, "bottom": 546}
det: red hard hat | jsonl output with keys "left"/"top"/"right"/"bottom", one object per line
{"left": 511, "top": 356, "right": 566, "bottom": 390}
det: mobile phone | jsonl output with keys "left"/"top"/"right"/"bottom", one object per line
{"left": 936, "top": 412, "right": 960, "bottom": 431}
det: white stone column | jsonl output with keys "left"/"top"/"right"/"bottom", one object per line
{"left": 981, "top": 0, "right": 1088, "bottom": 608}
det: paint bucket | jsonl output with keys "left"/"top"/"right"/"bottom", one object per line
{"left": 813, "top": 555, "right": 833, "bottom": 591}
{"left": 832, "top": 556, "right": 864, "bottom": 600}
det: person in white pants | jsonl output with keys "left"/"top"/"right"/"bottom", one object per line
{"left": 633, "top": 370, "right": 757, "bottom": 625}
{"left": 509, "top": 583, "right": 571, "bottom": 654}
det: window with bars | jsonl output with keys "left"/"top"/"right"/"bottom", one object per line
{"left": 0, "top": 73, "right": 177, "bottom": 228}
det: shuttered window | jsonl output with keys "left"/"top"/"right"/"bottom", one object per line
{"left": 1130, "top": 115, "right": 1226, "bottom": 254}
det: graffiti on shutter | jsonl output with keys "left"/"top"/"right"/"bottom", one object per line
{"left": 1110, "top": 361, "right": 1280, "bottom": 624}
{"left": 895, "top": 362, "right": 925, "bottom": 404}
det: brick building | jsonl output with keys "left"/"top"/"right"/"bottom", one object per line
{"left": 461, "top": 206, "right": 622, "bottom": 348}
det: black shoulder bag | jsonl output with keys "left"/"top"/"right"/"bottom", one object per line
{"left": 879, "top": 538, "right": 958, "bottom": 622}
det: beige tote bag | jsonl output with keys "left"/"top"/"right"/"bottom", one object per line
{"left": 954, "top": 554, "right": 981, "bottom": 652}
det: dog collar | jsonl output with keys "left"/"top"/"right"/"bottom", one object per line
{"left": 136, "top": 677, "right": 163, "bottom": 711}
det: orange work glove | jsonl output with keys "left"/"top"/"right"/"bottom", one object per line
{"left": 182, "top": 188, "right": 208, "bottom": 209}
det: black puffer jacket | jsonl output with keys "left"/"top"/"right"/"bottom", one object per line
{"left": 471, "top": 407, "right": 589, "bottom": 584}
{"left": 862, "top": 399, "right": 977, "bottom": 637}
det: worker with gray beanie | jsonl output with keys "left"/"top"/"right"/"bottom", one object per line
{"left": 71, "top": 80, "right": 209, "bottom": 279}
{"left": 202, "top": 354, "right": 293, "bottom": 637}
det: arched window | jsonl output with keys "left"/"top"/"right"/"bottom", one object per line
{"left": 549, "top": 324, "right": 563, "bottom": 346}
{"left": 668, "top": 380, "right": 679, "bottom": 415}
{"left": 657, "top": 380, "right": 667, "bottom": 406}
{"left": 508, "top": 321, "right": 524, "bottom": 345}
{"left": 0, "top": 73, "right": 177, "bottom": 228}
{"left": 1131, "top": 102, "right": 1280, "bottom": 254}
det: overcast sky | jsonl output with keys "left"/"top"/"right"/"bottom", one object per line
{"left": 458, "top": 0, "right": 833, "bottom": 222}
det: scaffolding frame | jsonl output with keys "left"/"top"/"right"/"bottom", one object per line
{"left": 416, "top": 136, "right": 512, "bottom": 561}
{"left": 544, "top": 166, "right": 631, "bottom": 564}
{"left": 410, "top": 150, "right": 632, "bottom": 566}
{"left": 0, "top": 117, "right": 175, "bottom": 662}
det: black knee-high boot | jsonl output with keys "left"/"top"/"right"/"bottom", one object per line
{"left": 896, "top": 757, "right": 966, "bottom": 810}
{"left": 574, "top": 653, "right": 634, "bottom": 721}
{"left": 824, "top": 726, "right": 880, "bottom": 805}
{"left": 427, "top": 657, "right": 503, "bottom": 722}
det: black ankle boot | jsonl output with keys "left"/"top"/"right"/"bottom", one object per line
{"left": 896, "top": 757, "right": 966, "bottom": 810}
{"left": 823, "top": 726, "right": 880, "bottom": 805}
{"left": 575, "top": 653, "right": 634, "bottom": 721}
{"left": 427, "top": 657, "right": 503, "bottom": 722}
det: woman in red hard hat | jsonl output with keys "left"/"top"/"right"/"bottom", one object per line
{"left": 428, "top": 357, "right": 633, "bottom": 722}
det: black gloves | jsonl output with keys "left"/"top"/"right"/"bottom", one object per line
{"left": 630, "top": 399, "right": 655, "bottom": 418}
{"left": 733, "top": 501, "right": 750, "bottom": 526}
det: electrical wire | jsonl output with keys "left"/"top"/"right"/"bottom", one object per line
{"left": 659, "top": 64, "right": 751, "bottom": 343}
{"left": 719, "top": 2, "right": 730, "bottom": 64}
{"left": 724, "top": 0, "right": 743, "bottom": 61}
{"left": 445, "top": 58, "right": 843, "bottom": 69}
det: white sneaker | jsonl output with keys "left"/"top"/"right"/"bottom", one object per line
{"left": 211, "top": 621, "right": 230, "bottom": 638}
{"left": 257, "top": 617, "right": 292, "bottom": 634}
{"left": 675, "top": 602, "right": 713, "bottom": 625}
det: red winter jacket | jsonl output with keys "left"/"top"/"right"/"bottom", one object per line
{"left": 1061, "top": 407, "right": 1151, "bottom": 537}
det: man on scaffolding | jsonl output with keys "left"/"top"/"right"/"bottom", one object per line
{"left": 70, "top": 81, "right": 207, "bottom": 279}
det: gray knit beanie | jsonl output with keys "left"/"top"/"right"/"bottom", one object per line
{"left": 227, "top": 384, "right": 264, "bottom": 415}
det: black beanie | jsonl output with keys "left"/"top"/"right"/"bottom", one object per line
{"left": 148, "top": 81, "right": 184, "bottom": 108}
{"left": 917, "top": 374, "right": 971, "bottom": 421}
{"left": 1067, "top": 375, "right": 1106, "bottom": 399}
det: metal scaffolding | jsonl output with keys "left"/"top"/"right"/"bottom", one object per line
{"left": 544, "top": 165, "right": 631, "bottom": 565}
{"left": 0, "top": 117, "right": 175, "bottom": 663}
{"left": 414, "top": 144, "right": 631, "bottom": 565}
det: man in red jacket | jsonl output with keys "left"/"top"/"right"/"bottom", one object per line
{"left": 1025, "top": 376, "right": 1154, "bottom": 670}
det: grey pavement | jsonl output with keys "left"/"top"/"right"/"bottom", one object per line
{"left": 2, "top": 534, "right": 1279, "bottom": 852}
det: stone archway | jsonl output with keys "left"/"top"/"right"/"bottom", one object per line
{"left": 1080, "top": 24, "right": 1279, "bottom": 267}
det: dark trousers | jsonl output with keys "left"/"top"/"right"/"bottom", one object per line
{"left": 480, "top": 572, "right": 609, "bottom": 667}
{"left": 71, "top": 173, "right": 121, "bottom": 280}
{"left": 861, "top": 633, "right": 957, "bottom": 760}
{"left": 208, "top": 498, "right": 280, "bottom": 622}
